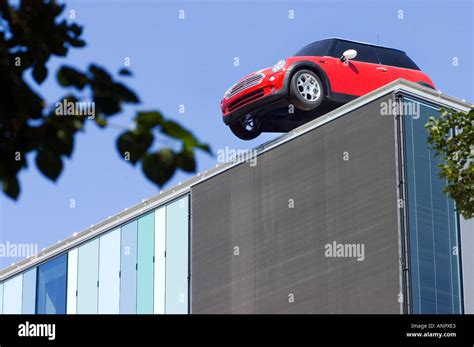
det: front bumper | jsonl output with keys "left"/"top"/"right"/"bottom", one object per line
{"left": 221, "top": 69, "right": 288, "bottom": 125}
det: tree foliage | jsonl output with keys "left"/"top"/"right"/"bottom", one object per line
{"left": 425, "top": 108, "right": 474, "bottom": 219}
{"left": 0, "top": 0, "right": 210, "bottom": 199}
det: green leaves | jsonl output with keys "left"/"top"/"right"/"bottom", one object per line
{"left": 117, "top": 130, "right": 154, "bottom": 165}
{"left": 88, "top": 64, "right": 140, "bottom": 116}
{"left": 175, "top": 149, "right": 196, "bottom": 173}
{"left": 161, "top": 120, "right": 211, "bottom": 153}
{"left": 57, "top": 66, "right": 89, "bottom": 90}
{"left": 135, "top": 111, "right": 164, "bottom": 130}
{"left": 36, "top": 149, "right": 63, "bottom": 181}
{"left": 426, "top": 108, "right": 474, "bottom": 220}
{"left": 1, "top": 0, "right": 212, "bottom": 200}
{"left": 142, "top": 149, "right": 176, "bottom": 186}
{"left": 116, "top": 109, "right": 212, "bottom": 187}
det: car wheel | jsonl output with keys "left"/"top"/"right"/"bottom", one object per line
{"left": 229, "top": 114, "right": 262, "bottom": 140}
{"left": 289, "top": 69, "right": 324, "bottom": 111}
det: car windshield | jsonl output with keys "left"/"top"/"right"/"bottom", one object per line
{"left": 295, "top": 40, "right": 331, "bottom": 56}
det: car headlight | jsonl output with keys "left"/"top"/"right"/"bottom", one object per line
{"left": 272, "top": 59, "right": 286, "bottom": 73}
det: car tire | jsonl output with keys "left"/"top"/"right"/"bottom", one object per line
{"left": 289, "top": 69, "right": 324, "bottom": 111}
{"left": 229, "top": 114, "right": 262, "bottom": 140}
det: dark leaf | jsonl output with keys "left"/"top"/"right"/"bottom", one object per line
{"left": 94, "top": 117, "right": 108, "bottom": 128}
{"left": 57, "top": 66, "right": 89, "bottom": 90}
{"left": 114, "top": 82, "right": 139, "bottom": 103}
{"left": 69, "top": 38, "right": 86, "bottom": 48}
{"left": 118, "top": 68, "right": 132, "bottom": 76}
{"left": 93, "top": 95, "right": 121, "bottom": 116}
{"left": 55, "top": 129, "right": 74, "bottom": 157}
{"left": 116, "top": 130, "right": 153, "bottom": 165}
{"left": 89, "top": 64, "right": 112, "bottom": 83}
{"left": 33, "top": 63, "right": 48, "bottom": 84}
{"left": 196, "top": 143, "right": 212, "bottom": 153}
{"left": 69, "top": 24, "right": 83, "bottom": 36}
{"left": 36, "top": 149, "right": 63, "bottom": 181}
{"left": 2, "top": 176, "right": 20, "bottom": 199}
{"left": 142, "top": 149, "right": 176, "bottom": 186}
{"left": 176, "top": 150, "right": 196, "bottom": 173}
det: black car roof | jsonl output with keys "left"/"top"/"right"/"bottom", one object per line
{"left": 307, "top": 38, "right": 407, "bottom": 54}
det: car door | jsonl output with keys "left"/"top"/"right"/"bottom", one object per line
{"left": 329, "top": 41, "right": 392, "bottom": 96}
{"left": 375, "top": 47, "right": 413, "bottom": 81}
{"left": 374, "top": 47, "right": 432, "bottom": 86}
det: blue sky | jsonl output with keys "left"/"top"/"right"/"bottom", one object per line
{"left": 0, "top": 0, "right": 472, "bottom": 268}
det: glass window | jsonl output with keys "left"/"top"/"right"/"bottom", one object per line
{"left": 137, "top": 213, "right": 155, "bottom": 314}
{"left": 120, "top": 220, "right": 138, "bottom": 314}
{"left": 66, "top": 248, "right": 78, "bottom": 314}
{"left": 375, "top": 47, "right": 420, "bottom": 70}
{"left": 403, "top": 98, "right": 462, "bottom": 314}
{"left": 22, "top": 269, "right": 36, "bottom": 314}
{"left": 98, "top": 229, "right": 121, "bottom": 314}
{"left": 3, "top": 275, "right": 23, "bottom": 314}
{"left": 36, "top": 255, "right": 67, "bottom": 314}
{"left": 0, "top": 283, "right": 4, "bottom": 314}
{"left": 165, "top": 196, "right": 189, "bottom": 314}
{"left": 332, "top": 40, "right": 379, "bottom": 64}
{"left": 295, "top": 39, "right": 331, "bottom": 57}
{"left": 77, "top": 240, "right": 99, "bottom": 314}
{"left": 154, "top": 207, "right": 166, "bottom": 314}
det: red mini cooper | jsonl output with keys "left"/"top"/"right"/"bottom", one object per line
{"left": 221, "top": 38, "right": 435, "bottom": 140}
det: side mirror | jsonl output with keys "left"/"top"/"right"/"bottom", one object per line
{"left": 341, "top": 49, "right": 357, "bottom": 62}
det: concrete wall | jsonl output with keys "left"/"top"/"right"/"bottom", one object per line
{"left": 191, "top": 95, "right": 401, "bottom": 313}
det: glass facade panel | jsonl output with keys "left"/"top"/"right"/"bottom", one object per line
{"left": 137, "top": 213, "right": 155, "bottom": 314}
{"left": 36, "top": 255, "right": 67, "bottom": 314}
{"left": 120, "top": 220, "right": 138, "bottom": 313}
{"left": 77, "top": 239, "right": 99, "bottom": 314}
{"left": 165, "top": 196, "right": 189, "bottom": 314}
{"left": 22, "top": 269, "right": 36, "bottom": 314}
{"left": 3, "top": 275, "right": 23, "bottom": 314}
{"left": 403, "top": 98, "right": 462, "bottom": 314}
{"left": 66, "top": 248, "right": 78, "bottom": 314}
{"left": 154, "top": 207, "right": 166, "bottom": 314}
{"left": 0, "top": 283, "right": 3, "bottom": 314}
{"left": 98, "top": 229, "right": 121, "bottom": 314}
{"left": 0, "top": 193, "right": 191, "bottom": 315}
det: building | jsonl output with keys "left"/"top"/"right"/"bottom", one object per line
{"left": 0, "top": 79, "right": 472, "bottom": 314}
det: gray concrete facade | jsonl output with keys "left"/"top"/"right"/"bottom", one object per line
{"left": 191, "top": 95, "right": 401, "bottom": 313}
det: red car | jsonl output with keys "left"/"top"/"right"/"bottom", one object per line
{"left": 221, "top": 38, "right": 435, "bottom": 140}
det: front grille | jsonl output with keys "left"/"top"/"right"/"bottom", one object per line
{"left": 228, "top": 89, "right": 265, "bottom": 112}
{"left": 227, "top": 73, "right": 264, "bottom": 99}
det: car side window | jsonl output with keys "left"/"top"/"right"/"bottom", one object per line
{"left": 333, "top": 41, "right": 379, "bottom": 64}
{"left": 375, "top": 47, "right": 420, "bottom": 70}
{"left": 295, "top": 40, "right": 331, "bottom": 56}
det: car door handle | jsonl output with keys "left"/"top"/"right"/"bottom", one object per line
{"left": 376, "top": 67, "right": 388, "bottom": 72}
